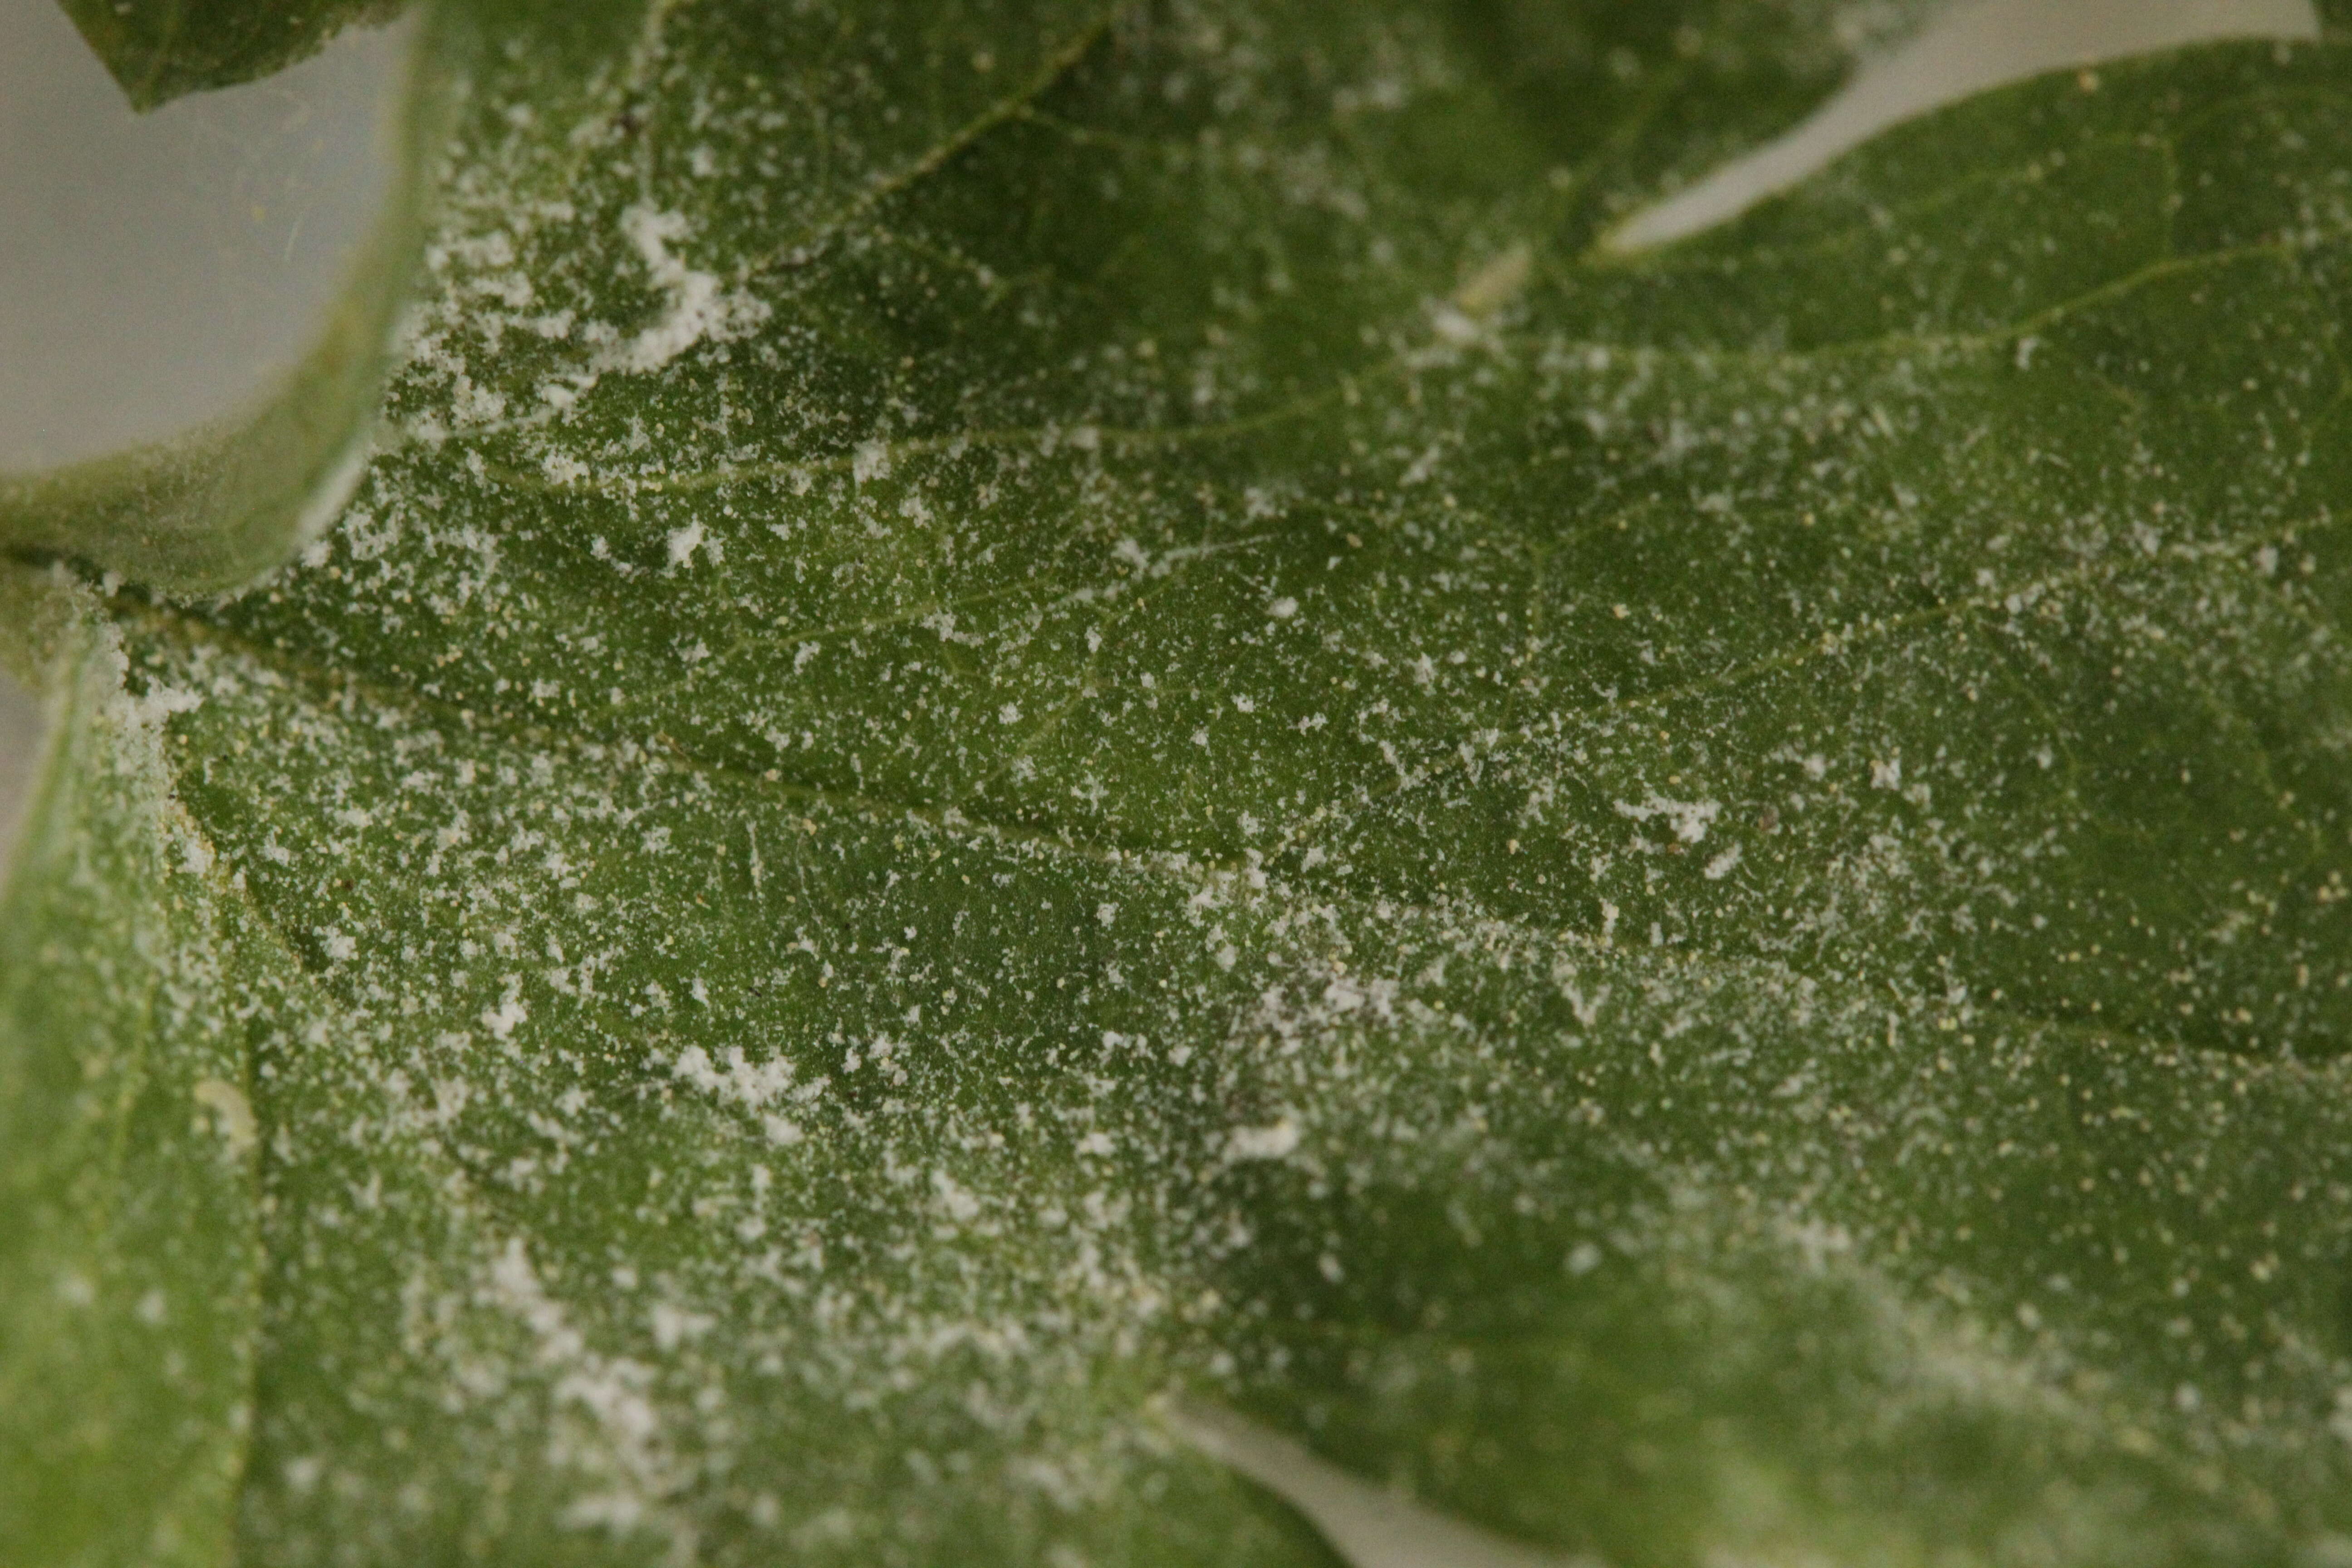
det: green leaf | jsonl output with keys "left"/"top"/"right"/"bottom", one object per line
{"left": 56, "top": 0, "right": 412, "bottom": 111}
{"left": 14, "top": 1, "right": 2352, "bottom": 1563}
{"left": 0, "top": 573, "right": 268, "bottom": 1568}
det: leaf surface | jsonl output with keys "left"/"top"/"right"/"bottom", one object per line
{"left": 13, "top": 2, "right": 2352, "bottom": 1564}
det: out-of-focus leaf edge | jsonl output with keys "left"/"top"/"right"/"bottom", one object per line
{"left": 0, "top": 563, "right": 272, "bottom": 1568}
{"left": 0, "top": 3, "right": 459, "bottom": 598}
{"left": 56, "top": 0, "right": 413, "bottom": 113}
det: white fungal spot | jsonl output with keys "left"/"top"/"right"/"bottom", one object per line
{"left": 482, "top": 995, "right": 529, "bottom": 1039}
{"left": 1614, "top": 795, "right": 1721, "bottom": 844}
{"left": 671, "top": 1044, "right": 799, "bottom": 1134}
{"left": 192, "top": 1078, "right": 255, "bottom": 1156}
{"left": 608, "top": 205, "right": 770, "bottom": 373}
{"left": 1226, "top": 1119, "right": 1301, "bottom": 1161}
{"left": 932, "top": 1171, "right": 982, "bottom": 1223}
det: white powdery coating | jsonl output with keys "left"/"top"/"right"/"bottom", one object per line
{"left": 1612, "top": 794, "right": 1721, "bottom": 845}
{"left": 1225, "top": 1120, "right": 1302, "bottom": 1162}
{"left": 191, "top": 1078, "right": 256, "bottom": 1156}
{"left": 482, "top": 1239, "right": 687, "bottom": 1547}
{"left": 609, "top": 205, "right": 771, "bottom": 375}
{"left": 102, "top": 0, "right": 2352, "bottom": 1560}
{"left": 668, "top": 1043, "right": 801, "bottom": 1116}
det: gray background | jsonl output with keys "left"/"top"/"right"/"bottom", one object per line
{"left": 0, "top": 1, "right": 411, "bottom": 472}
{"left": 0, "top": 4, "right": 411, "bottom": 860}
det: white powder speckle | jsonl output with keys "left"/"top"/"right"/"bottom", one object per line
{"left": 1227, "top": 1120, "right": 1301, "bottom": 1161}
{"left": 192, "top": 1078, "right": 256, "bottom": 1156}
{"left": 608, "top": 206, "right": 771, "bottom": 374}
{"left": 1614, "top": 795, "right": 1721, "bottom": 845}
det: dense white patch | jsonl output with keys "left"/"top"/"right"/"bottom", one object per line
{"left": 608, "top": 206, "right": 771, "bottom": 374}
